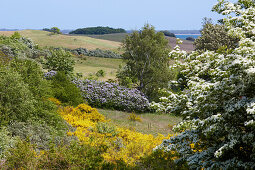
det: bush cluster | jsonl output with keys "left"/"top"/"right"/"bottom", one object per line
{"left": 69, "top": 47, "right": 122, "bottom": 59}
{"left": 73, "top": 79, "right": 150, "bottom": 112}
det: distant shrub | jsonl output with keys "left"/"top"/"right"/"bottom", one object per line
{"left": 50, "top": 71, "right": 84, "bottom": 106}
{"left": 69, "top": 47, "right": 122, "bottom": 59}
{"left": 186, "top": 37, "right": 195, "bottom": 41}
{"left": 96, "top": 69, "right": 106, "bottom": 77}
{"left": 70, "top": 26, "right": 126, "bottom": 35}
{"left": 43, "top": 27, "right": 62, "bottom": 34}
{"left": 128, "top": 113, "right": 142, "bottom": 122}
{"left": 160, "top": 30, "right": 176, "bottom": 37}
{"left": 0, "top": 127, "right": 18, "bottom": 158}
{"left": 73, "top": 79, "right": 150, "bottom": 112}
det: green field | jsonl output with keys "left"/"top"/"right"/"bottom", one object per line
{"left": 98, "top": 108, "right": 182, "bottom": 136}
{"left": 0, "top": 30, "right": 121, "bottom": 50}
{"left": 74, "top": 56, "right": 124, "bottom": 81}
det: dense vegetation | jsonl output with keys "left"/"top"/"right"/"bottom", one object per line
{"left": 194, "top": 18, "right": 239, "bottom": 51}
{"left": 1, "top": 0, "right": 255, "bottom": 169}
{"left": 117, "top": 24, "right": 175, "bottom": 101}
{"left": 69, "top": 26, "right": 126, "bottom": 35}
{"left": 152, "top": 0, "right": 255, "bottom": 169}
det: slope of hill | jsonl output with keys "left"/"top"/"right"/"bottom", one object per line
{"left": 0, "top": 30, "right": 121, "bottom": 50}
{"left": 166, "top": 37, "right": 195, "bottom": 52}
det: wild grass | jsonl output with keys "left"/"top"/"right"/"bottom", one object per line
{"left": 0, "top": 30, "right": 121, "bottom": 50}
{"left": 97, "top": 108, "right": 182, "bottom": 136}
{"left": 74, "top": 56, "right": 123, "bottom": 81}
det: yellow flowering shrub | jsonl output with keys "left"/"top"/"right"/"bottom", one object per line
{"left": 48, "top": 97, "right": 61, "bottom": 106}
{"left": 58, "top": 104, "right": 176, "bottom": 166}
{"left": 128, "top": 113, "right": 142, "bottom": 122}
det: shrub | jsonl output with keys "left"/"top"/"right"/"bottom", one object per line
{"left": 0, "top": 67, "right": 36, "bottom": 125}
{"left": 73, "top": 79, "right": 150, "bottom": 112}
{"left": 96, "top": 69, "right": 106, "bottom": 77}
{"left": 185, "top": 37, "right": 195, "bottom": 41}
{"left": 69, "top": 47, "right": 122, "bottom": 59}
{"left": 51, "top": 71, "right": 84, "bottom": 106}
{"left": 160, "top": 30, "right": 176, "bottom": 37}
{"left": 43, "top": 48, "right": 75, "bottom": 74}
{"left": 153, "top": 1, "right": 255, "bottom": 169}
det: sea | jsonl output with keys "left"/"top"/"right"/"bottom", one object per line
{"left": 175, "top": 34, "right": 201, "bottom": 40}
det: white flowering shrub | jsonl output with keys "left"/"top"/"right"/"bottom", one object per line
{"left": 153, "top": 0, "right": 255, "bottom": 169}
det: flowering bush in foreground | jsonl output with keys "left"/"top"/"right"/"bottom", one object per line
{"left": 152, "top": 1, "right": 255, "bottom": 169}
{"left": 73, "top": 79, "right": 150, "bottom": 112}
{"left": 59, "top": 104, "right": 177, "bottom": 166}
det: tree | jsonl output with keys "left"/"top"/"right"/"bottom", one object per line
{"left": 194, "top": 17, "right": 239, "bottom": 51}
{"left": 152, "top": 1, "right": 255, "bottom": 169}
{"left": 50, "top": 27, "right": 61, "bottom": 34}
{"left": 44, "top": 49, "right": 75, "bottom": 74}
{"left": 117, "top": 24, "right": 173, "bottom": 100}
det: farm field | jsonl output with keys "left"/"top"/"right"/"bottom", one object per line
{"left": 0, "top": 30, "right": 121, "bottom": 50}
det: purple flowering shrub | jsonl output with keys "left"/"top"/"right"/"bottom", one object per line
{"left": 73, "top": 79, "right": 150, "bottom": 112}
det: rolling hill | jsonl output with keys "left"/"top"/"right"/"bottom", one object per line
{"left": 0, "top": 30, "right": 121, "bottom": 50}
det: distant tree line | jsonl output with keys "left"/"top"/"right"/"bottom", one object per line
{"left": 69, "top": 26, "right": 126, "bottom": 35}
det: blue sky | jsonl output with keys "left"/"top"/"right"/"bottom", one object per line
{"left": 1, "top": 0, "right": 235, "bottom": 30}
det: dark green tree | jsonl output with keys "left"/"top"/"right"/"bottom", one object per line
{"left": 194, "top": 17, "right": 239, "bottom": 51}
{"left": 118, "top": 24, "right": 174, "bottom": 100}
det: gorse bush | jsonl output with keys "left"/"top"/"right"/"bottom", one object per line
{"left": 152, "top": 0, "right": 255, "bottom": 169}
{"left": 73, "top": 79, "right": 150, "bottom": 112}
{"left": 59, "top": 104, "right": 175, "bottom": 166}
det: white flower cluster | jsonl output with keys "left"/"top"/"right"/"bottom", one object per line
{"left": 154, "top": 0, "right": 255, "bottom": 168}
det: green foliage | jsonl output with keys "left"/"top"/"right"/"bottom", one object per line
{"left": 160, "top": 30, "right": 176, "bottom": 37}
{"left": 10, "top": 32, "right": 22, "bottom": 39}
{"left": 0, "top": 67, "right": 36, "bottom": 125}
{"left": 0, "top": 127, "right": 18, "bottom": 158}
{"left": 70, "top": 26, "right": 126, "bottom": 35}
{"left": 96, "top": 69, "right": 106, "bottom": 77}
{"left": 185, "top": 37, "right": 195, "bottom": 41}
{"left": 43, "top": 27, "right": 62, "bottom": 34}
{"left": 69, "top": 47, "right": 122, "bottom": 59}
{"left": 194, "top": 17, "right": 239, "bottom": 51}
{"left": 138, "top": 149, "right": 188, "bottom": 170}
{"left": 51, "top": 71, "right": 83, "bottom": 106}
{"left": 118, "top": 24, "right": 174, "bottom": 101}
{"left": 44, "top": 48, "right": 75, "bottom": 74}
{"left": 4, "top": 139, "right": 38, "bottom": 169}
{"left": 10, "top": 58, "right": 52, "bottom": 98}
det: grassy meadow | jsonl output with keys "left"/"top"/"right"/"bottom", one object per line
{"left": 98, "top": 108, "right": 182, "bottom": 136}
{"left": 74, "top": 56, "right": 123, "bottom": 81}
{"left": 0, "top": 30, "right": 121, "bottom": 50}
